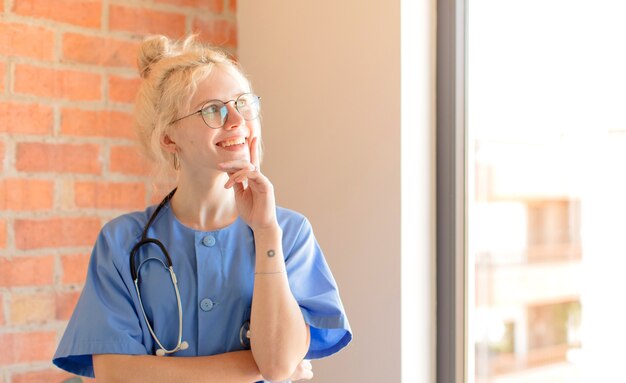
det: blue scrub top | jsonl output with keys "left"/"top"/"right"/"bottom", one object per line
{"left": 53, "top": 201, "right": 352, "bottom": 379}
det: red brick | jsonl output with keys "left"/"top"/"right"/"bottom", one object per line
{"left": 0, "top": 179, "right": 54, "bottom": 210}
{"left": 11, "top": 369, "right": 82, "bottom": 383}
{"left": 0, "top": 256, "right": 55, "bottom": 287}
{"left": 0, "top": 293, "right": 4, "bottom": 326}
{"left": 61, "top": 108, "right": 134, "bottom": 139}
{"left": 0, "top": 102, "right": 53, "bottom": 135}
{"left": 14, "top": 217, "right": 101, "bottom": 250}
{"left": 13, "top": 0, "right": 101, "bottom": 28}
{"left": 14, "top": 64, "right": 101, "bottom": 101}
{"left": 154, "top": 0, "right": 222, "bottom": 12}
{"left": 108, "top": 75, "right": 141, "bottom": 103}
{"left": 63, "top": 33, "right": 138, "bottom": 68}
{"left": 16, "top": 142, "right": 101, "bottom": 174}
{"left": 74, "top": 181, "right": 146, "bottom": 209}
{"left": 0, "top": 23, "right": 54, "bottom": 60}
{"left": 0, "top": 220, "right": 6, "bottom": 248}
{"left": 110, "top": 145, "right": 152, "bottom": 176}
{"left": 0, "top": 331, "right": 57, "bottom": 365}
{"left": 109, "top": 4, "right": 186, "bottom": 37}
{"left": 192, "top": 17, "right": 237, "bottom": 47}
{"left": 10, "top": 292, "right": 56, "bottom": 325}
{"left": 0, "top": 62, "right": 5, "bottom": 92}
{"left": 55, "top": 290, "right": 81, "bottom": 321}
{"left": 229, "top": 0, "right": 236, "bottom": 13}
{"left": 61, "top": 253, "right": 90, "bottom": 285}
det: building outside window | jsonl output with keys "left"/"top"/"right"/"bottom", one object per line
{"left": 468, "top": 1, "right": 626, "bottom": 382}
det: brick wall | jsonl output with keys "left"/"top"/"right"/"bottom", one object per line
{"left": 0, "top": 1, "right": 236, "bottom": 382}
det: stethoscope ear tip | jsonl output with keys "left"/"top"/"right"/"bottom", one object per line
{"left": 156, "top": 348, "right": 166, "bottom": 357}
{"left": 180, "top": 341, "right": 189, "bottom": 350}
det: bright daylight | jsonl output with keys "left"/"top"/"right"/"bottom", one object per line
{"left": 469, "top": 1, "right": 626, "bottom": 382}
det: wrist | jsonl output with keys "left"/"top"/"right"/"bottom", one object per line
{"left": 252, "top": 222, "right": 282, "bottom": 238}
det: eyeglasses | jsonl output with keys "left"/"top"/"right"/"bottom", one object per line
{"left": 172, "top": 93, "right": 261, "bottom": 129}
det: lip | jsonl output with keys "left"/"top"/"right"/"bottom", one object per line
{"left": 216, "top": 135, "right": 248, "bottom": 151}
{"left": 216, "top": 135, "right": 248, "bottom": 145}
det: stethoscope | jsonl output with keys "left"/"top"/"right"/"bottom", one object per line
{"left": 129, "top": 188, "right": 251, "bottom": 356}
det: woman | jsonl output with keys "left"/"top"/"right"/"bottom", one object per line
{"left": 53, "top": 35, "right": 352, "bottom": 382}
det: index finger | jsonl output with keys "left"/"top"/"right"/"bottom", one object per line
{"left": 250, "top": 136, "right": 260, "bottom": 169}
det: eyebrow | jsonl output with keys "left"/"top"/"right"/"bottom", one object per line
{"left": 191, "top": 92, "right": 248, "bottom": 111}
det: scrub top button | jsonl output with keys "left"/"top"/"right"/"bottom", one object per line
{"left": 200, "top": 298, "right": 214, "bottom": 312}
{"left": 202, "top": 235, "right": 216, "bottom": 247}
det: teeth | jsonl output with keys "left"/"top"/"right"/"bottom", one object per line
{"left": 219, "top": 137, "right": 246, "bottom": 147}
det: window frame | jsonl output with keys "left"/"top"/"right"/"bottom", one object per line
{"left": 436, "top": 0, "right": 468, "bottom": 382}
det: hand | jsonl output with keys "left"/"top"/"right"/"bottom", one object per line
{"left": 219, "top": 137, "right": 277, "bottom": 232}
{"left": 286, "top": 359, "right": 313, "bottom": 382}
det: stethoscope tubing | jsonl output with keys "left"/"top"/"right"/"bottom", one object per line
{"left": 134, "top": 266, "right": 186, "bottom": 356}
{"left": 130, "top": 188, "right": 250, "bottom": 355}
{"left": 130, "top": 189, "right": 188, "bottom": 356}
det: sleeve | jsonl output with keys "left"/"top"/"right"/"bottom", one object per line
{"left": 285, "top": 217, "right": 353, "bottom": 359}
{"left": 53, "top": 227, "right": 148, "bottom": 378}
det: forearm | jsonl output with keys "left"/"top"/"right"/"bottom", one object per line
{"left": 250, "top": 225, "right": 310, "bottom": 382}
{"left": 93, "top": 350, "right": 263, "bottom": 383}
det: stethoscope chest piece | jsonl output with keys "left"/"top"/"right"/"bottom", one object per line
{"left": 239, "top": 320, "right": 251, "bottom": 349}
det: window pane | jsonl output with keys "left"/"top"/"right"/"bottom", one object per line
{"left": 468, "top": 1, "right": 626, "bottom": 382}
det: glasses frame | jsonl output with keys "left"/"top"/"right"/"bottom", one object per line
{"left": 171, "top": 93, "right": 261, "bottom": 129}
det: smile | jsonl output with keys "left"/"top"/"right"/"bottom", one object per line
{"left": 217, "top": 137, "right": 247, "bottom": 148}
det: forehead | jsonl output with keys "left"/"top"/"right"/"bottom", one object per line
{"left": 190, "top": 65, "right": 251, "bottom": 106}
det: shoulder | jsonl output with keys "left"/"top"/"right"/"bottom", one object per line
{"left": 276, "top": 206, "right": 310, "bottom": 233}
{"left": 275, "top": 206, "right": 317, "bottom": 251}
{"left": 99, "top": 205, "right": 158, "bottom": 251}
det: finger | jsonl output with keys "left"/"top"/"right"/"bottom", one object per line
{"left": 250, "top": 136, "right": 260, "bottom": 169}
{"left": 218, "top": 160, "right": 256, "bottom": 173}
{"left": 224, "top": 168, "right": 252, "bottom": 188}
{"left": 237, "top": 170, "right": 271, "bottom": 192}
{"left": 233, "top": 179, "right": 245, "bottom": 194}
{"left": 226, "top": 169, "right": 268, "bottom": 191}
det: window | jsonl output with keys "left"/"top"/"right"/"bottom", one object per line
{"left": 466, "top": 1, "right": 626, "bottom": 382}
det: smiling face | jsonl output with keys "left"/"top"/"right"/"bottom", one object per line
{"left": 165, "top": 65, "right": 261, "bottom": 174}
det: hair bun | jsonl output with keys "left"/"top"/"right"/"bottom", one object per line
{"left": 138, "top": 35, "right": 170, "bottom": 79}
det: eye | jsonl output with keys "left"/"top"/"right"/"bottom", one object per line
{"left": 238, "top": 94, "right": 257, "bottom": 110}
{"left": 202, "top": 102, "right": 222, "bottom": 115}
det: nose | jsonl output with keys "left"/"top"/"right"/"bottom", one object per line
{"left": 222, "top": 101, "right": 245, "bottom": 130}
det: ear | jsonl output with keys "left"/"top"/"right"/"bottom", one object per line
{"left": 160, "top": 133, "right": 178, "bottom": 153}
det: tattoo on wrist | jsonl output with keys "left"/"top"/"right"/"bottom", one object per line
{"left": 267, "top": 249, "right": 275, "bottom": 258}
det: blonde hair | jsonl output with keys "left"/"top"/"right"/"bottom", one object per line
{"left": 134, "top": 35, "right": 260, "bottom": 189}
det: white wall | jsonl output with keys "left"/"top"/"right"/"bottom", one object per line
{"left": 238, "top": 1, "right": 400, "bottom": 381}
{"left": 239, "top": 1, "right": 436, "bottom": 382}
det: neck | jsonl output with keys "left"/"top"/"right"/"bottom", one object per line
{"left": 170, "top": 168, "right": 238, "bottom": 231}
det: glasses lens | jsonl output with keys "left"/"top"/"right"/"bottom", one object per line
{"left": 236, "top": 93, "right": 261, "bottom": 121}
{"left": 199, "top": 94, "right": 261, "bottom": 128}
{"left": 201, "top": 101, "right": 227, "bottom": 129}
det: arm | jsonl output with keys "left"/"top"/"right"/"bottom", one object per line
{"left": 221, "top": 137, "right": 310, "bottom": 381}
{"left": 250, "top": 226, "right": 311, "bottom": 382}
{"left": 93, "top": 350, "right": 263, "bottom": 383}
